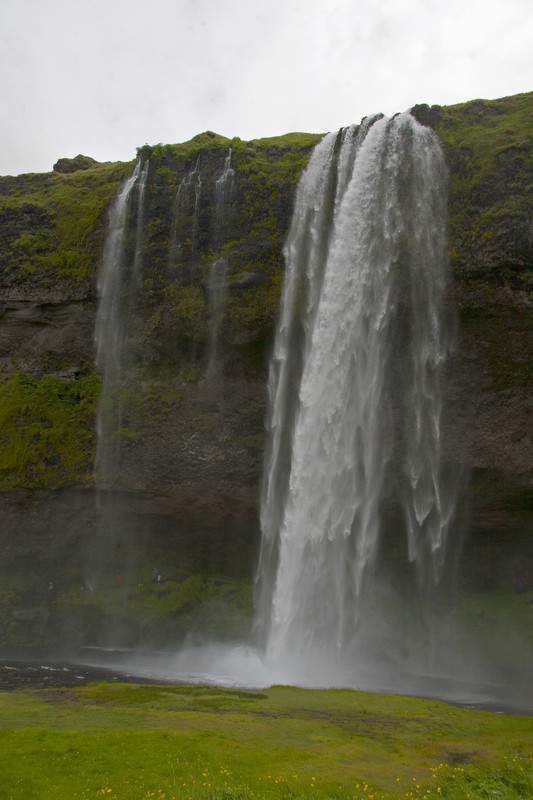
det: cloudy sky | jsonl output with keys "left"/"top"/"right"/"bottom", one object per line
{"left": 1, "top": 0, "right": 531, "bottom": 175}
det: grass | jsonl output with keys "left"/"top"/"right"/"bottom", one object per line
{"left": 0, "top": 682, "right": 532, "bottom": 799}
{"left": 433, "top": 90, "right": 533, "bottom": 290}
{"left": 0, "top": 371, "right": 99, "bottom": 489}
{"left": 0, "top": 161, "right": 130, "bottom": 286}
{"left": 434, "top": 92, "right": 533, "bottom": 192}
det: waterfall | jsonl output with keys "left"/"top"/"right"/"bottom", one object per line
{"left": 168, "top": 155, "right": 202, "bottom": 281}
{"left": 94, "top": 157, "right": 148, "bottom": 490}
{"left": 204, "top": 256, "right": 228, "bottom": 386}
{"left": 132, "top": 159, "right": 149, "bottom": 287}
{"left": 256, "top": 112, "right": 455, "bottom": 678}
{"left": 205, "top": 148, "right": 235, "bottom": 385}
{"left": 213, "top": 147, "right": 234, "bottom": 247}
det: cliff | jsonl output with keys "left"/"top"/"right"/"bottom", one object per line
{"left": 0, "top": 93, "right": 531, "bottom": 651}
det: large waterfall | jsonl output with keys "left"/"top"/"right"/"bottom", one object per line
{"left": 255, "top": 112, "right": 456, "bottom": 683}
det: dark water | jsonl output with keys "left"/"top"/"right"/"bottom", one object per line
{"left": 0, "top": 656, "right": 176, "bottom": 691}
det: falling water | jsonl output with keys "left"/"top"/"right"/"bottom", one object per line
{"left": 132, "top": 160, "right": 149, "bottom": 287}
{"left": 205, "top": 149, "right": 235, "bottom": 384}
{"left": 213, "top": 147, "right": 234, "bottom": 247}
{"left": 204, "top": 257, "right": 228, "bottom": 386}
{"left": 256, "top": 112, "right": 455, "bottom": 679}
{"left": 168, "top": 156, "right": 202, "bottom": 280}
{"left": 94, "top": 157, "right": 149, "bottom": 490}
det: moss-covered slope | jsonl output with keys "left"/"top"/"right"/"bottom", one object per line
{"left": 433, "top": 91, "right": 533, "bottom": 290}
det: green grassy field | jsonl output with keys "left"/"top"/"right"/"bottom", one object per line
{"left": 0, "top": 682, "right": 532, "bottom": 799}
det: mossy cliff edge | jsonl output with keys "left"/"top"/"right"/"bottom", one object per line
{"left": 0, "top": 93, "right": 531, "bottom": 651}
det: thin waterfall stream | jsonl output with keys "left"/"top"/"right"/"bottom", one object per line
{"left": 93, "top": 152, "right": 150, "bottom": 564}
{"left": 94, "top": 159, "right": 143, "bottom": 491}
{"left": 168, "top": 155, "right": 203, "bottom": 281}
{"left": 205, "top": 148, "right": 235, "bottom": 387}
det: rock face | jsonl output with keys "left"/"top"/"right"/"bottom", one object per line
{"left": 429, "top": 95, "right": 533, "bottom": 583}
{"left": 0, "top": 299, "right": 96, "bottom": 376}
{"left": 53, "top": 154, "right": 98, "bottom": 173}
{"left": 0, "top": 95, "right": 532, "bottom": 649}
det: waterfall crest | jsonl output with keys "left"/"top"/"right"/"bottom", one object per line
{"left": 256, "top": 112, "right": 455, "bottom": 675}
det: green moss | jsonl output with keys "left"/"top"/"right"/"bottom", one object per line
{"left": 435, "top": 93, "right": 533, "bottom": 186}
{"left": 111, "top": 427, "right": 143, "bottom": 445}
{"left": 138, "top": 132, "right": 232, "bottom": 170}
{"left": 225, "top": 270, "right": 284, "bottom": 346}
{"left": 433, "top": 92, "right": 533, "bottom": 285}
{"left": 152, "top": 283, "right": 208, "bottom": 343}
{"left": 120, "top": 379, "right": 184, "bottom": 418}
{"left": 1, "top": 128, "right": 322, "bottom": 387}
{"left": 137, "top": 126, "right": 314, "bottom": 361}
{"left": 0, "top": 161, "right": 132, "bottom": 287}
{"left": 111, "top": 573, "right": 253, "bottom": 638}
{"left": 0, "top": 371, "right": 100, "bottom": 489}
{"left": 53, "top": 154, "right": 98, "bottom": 173}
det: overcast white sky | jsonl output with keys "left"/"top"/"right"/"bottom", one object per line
{"left": 1, "top": 0, "right": 531, "bottom": 175}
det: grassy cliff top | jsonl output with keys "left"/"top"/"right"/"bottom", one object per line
{"left": 0, "top": 130, "right": 322, "bottom": 295}
{"left": 433, "top": 91, "right": 533, "bottom": 288}
{"left": 2, "top": 89, "right": 531, "bottom": 293}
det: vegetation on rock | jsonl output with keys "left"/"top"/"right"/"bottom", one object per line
{"left": 0, "top": 564, "right": 252, "bottom": 651}
{"left": 0, "top": 162, "right": 130, "bottom": 292}
{"left": 433, "top": 91, "right": 533, "bottom": 293}
{"left": 0, "top": 371, "right": 99, "bottom": 489}
{"left": 52, "top": 154, "right": 99, "bottom": 174}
